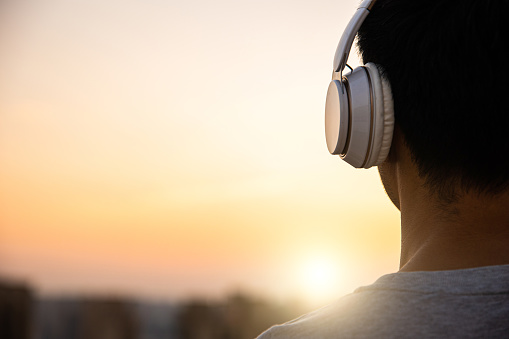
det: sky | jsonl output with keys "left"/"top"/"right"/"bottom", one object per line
{"left": 0, "top": 0, "right": 400, "bottom": 306}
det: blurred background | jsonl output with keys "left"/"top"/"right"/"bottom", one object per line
{"left": 0, "top": 0, "right": 400, "bottom": 338}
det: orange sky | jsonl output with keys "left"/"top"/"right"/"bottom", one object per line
{"left": 0, "top": 0, "right": 401, "bottom": 305}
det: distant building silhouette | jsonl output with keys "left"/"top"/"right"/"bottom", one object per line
{"left": 177, "top": 294, "right": 308, "bottom": 339}
{"left": 35, "top": 297, "right": 138, "bottom": 339}
{"left": 136, "top": 302, "right": 180, "bottom": 339}
{"left": 0, "top": 280, "right": 33, "bottom": 339}
{"left": 34, "top": 298, "right": 81, "bottom": 339}
{"left": 80, "top": 298, "right": 138, "bottom": 339}
{"left": 177, "top": 301, "right": 226, "bottom": 339}
{"left": 223, "top": 294, "right": 307, "bottom": 339}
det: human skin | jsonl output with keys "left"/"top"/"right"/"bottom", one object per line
{"left": 379, "top": 127, "right": 509, "bottom": 272}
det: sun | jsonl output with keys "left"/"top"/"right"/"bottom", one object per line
{"left": 299, "top": 255, "right": 341, "bottom": 304}
{"left": 305, "top": 259, "right": 334, "bottom": 286}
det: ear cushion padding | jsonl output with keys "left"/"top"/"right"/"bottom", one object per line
{"left": 376, "top": 70, "right": 395, "bottom": 165}
{"left": 363, "top": 63, "right": 394, "bottom": 167}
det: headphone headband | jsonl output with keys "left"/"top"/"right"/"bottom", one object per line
{"left": 325, "top": 0, "right": 394, "bottom": 169}
{"left": 333, "top": 0, "right": 377, "bottom": 74}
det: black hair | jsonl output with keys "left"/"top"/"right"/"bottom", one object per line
{"left": 357, "top": 0, "right": 509, "bottom": 201}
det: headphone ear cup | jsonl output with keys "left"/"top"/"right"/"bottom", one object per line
{"left": 363, "top": 63, "right": 394, "bottom": 168}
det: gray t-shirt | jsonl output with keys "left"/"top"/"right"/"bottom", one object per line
{"left": 257, "top": 265, "right": 509, "bottom": 338}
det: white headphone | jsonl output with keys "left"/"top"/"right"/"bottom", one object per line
{"left": 325, "top": 0, "right": 394, "bottom": 169}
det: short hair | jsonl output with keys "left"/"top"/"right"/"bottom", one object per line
{"left": 357, "top": 0, "right": 509, "bottom": 202}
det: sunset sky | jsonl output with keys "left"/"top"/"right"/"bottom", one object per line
{"left": 0, "top": 0, "right": 400, "bottom": 306}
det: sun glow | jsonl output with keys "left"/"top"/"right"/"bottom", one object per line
{"left": 299, "top": 254, "right": 343, "bottom": 304}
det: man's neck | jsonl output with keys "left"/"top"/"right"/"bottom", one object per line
{"left": 379, "top": 128, "right": 509, "bottom": 272}
{"left": 399, "top": 188, "right": 509, "bottom": 272}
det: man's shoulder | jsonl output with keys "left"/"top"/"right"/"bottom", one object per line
{"left": 256, "top": 293, "right": 364, "bottom": 339}
{"left": 257, "top": 266, "right": 509, "bottom": 338}
{"left": 257, "top": 282, "right": 412, "bottom": 339}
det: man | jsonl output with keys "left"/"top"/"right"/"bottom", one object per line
{"left": 258, "top": 0, "right": 509, "bottom": 337}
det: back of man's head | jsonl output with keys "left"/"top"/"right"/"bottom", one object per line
{"left": 357, "top": 0, "right": 509, "bottom": 203}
